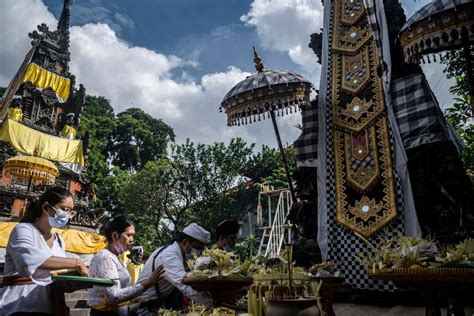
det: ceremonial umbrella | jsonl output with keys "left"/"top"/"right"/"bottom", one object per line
{"left": 3, "top": 155, "right": 59, "bottom": 216}
{"left": 220, "top": 48, "right": 312, "bottom": 201}
{"left": 399, "top": 0, "right": 474, "bottom": 114}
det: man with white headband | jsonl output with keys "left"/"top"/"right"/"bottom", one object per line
{"left": 137, "top": 223, "right": 211, "bottom": 313}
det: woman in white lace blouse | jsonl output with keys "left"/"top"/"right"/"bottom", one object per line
{"left": 88, "top": 216, "right": 164, "bottom": 316}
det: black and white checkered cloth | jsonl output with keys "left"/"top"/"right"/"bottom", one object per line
{"left": 350, "top": 155, "right": 374, "bottom": 171}
{"left": 391, "top": 74, "right": 451, "bottom": 150}
{"left": 362, "top": 0, "right": 383, "bottom": 54}
{"left": 400, "top": 0, "right": 473, "bottom": 32}
{"left": 294, "top": 100, "right": 318, "bottom": 167}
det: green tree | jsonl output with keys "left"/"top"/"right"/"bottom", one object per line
{"left": 78, "top": 96, "right": 118, "bottom": 210}
{"left": 244, "top": 145, "right": 283, "bottom": 181}
{"left": 441, "top": 49, "right": 470, "bottom": 96}
{"left": 444, "top": 90, "right": 474, "bottom": 171}
{"left": 78, "top": 99, "right": 176, "bottom": 212}
{"left": 441, "top": 49, "right": 474, "bottom": 173}
{"left": 111, "top": 108, "right": 175, "bottom": 171}
{"left": 247, "top": 145, "right": 296, "bottom": 191}
{"left": 117, "top": 138, "right": 256, "bottom": 248}
{"left": 117, "top": 159, "right": 176, "bottom": 250}
{"left": 172, "top": 138, "right": 255, "bottom": 230}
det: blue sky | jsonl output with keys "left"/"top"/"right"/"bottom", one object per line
{"left": 43, "top": 0, "right": 303, "bottom": 79}
{"left": 1, "top": 0, "right": 453, "bottom": 148}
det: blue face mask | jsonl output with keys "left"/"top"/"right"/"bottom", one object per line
{"left": 48, "top": 205, "right": 70, "bottom": 228}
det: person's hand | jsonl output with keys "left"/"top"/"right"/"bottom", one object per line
{"left": 74, "top": 259, "right": 89, "bottom": 276}
{"left": 141, "top": 265, "right": 165, "bottom": 289}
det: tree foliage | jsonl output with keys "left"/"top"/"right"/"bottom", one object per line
{"left": 116, "top": 138, "right": 256, "bottom": 249}
{"left": 441, "top": 48, "right": 474, "bottom": 173}
{"left": 111, "top": 108, "right": 175, "bottom": 171}
{"left": 247, "top": 145, "right": 296, "bottom": 191}
{"left": 78, "top": 97, "right": 175, "bottom": 212}
{"left": 441, "top": 49, "right": 471, "bottom": 96}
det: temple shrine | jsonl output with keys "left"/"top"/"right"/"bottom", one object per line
{"left": 0, "top": 0, "right": 105, "bottom": 271}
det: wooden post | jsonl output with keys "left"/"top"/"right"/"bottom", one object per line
{"left": 269, "top": 110, "right": 297, "bottom": 202}
{"left": 20, "top": 175, "right": 33, "bottom": 218}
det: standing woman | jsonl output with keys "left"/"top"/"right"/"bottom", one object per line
{"left": 88, "top": 216, "right": 165, "bottom": 316}
{"left": 0, "top": 186, "right": 89, "bottom": 315}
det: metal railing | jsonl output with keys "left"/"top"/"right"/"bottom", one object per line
{"left": 261, "top": 189, "right": 293, "bottom": 258}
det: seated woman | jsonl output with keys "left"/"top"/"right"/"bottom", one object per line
{"left": 88, "top": 216, "right": 165, "bottom": 316}
{"left": 0, "top": 186, "right": 89, "bottom": 315}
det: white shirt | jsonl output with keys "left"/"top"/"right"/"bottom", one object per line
{"left": 88, "top": 249, "right": 145, "bottom": 315}
{"left": 0, "top": 223, "right": 66, "bottom": 315}
{"left": 137, "top": 242, "right": 208, "bottom": 304}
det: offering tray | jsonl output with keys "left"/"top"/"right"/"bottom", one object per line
{"left": 52, "top": 274, "right": 115, "bottom": 287}
{"left": 368, "top": 267, "right": 474, "bottom": 284}
{"left": 183, "top": 275, "right": 253, "bottom": 306}
{"left": 51, "top": 274, "right": 113, "bottom": 316}
{"left": 368, "top": 268, "right": 474, "bottom": 316}
{"left": 253, "top": 272, "right": 310, "bottom": 282}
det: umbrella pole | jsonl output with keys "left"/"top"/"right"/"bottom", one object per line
{"left": 270, "top": 110, "right": 297, "bottom": 202}
{"left": 21, "top": 176, "right": 33, "bottom": 218}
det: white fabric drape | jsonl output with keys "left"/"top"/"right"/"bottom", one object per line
{"left": 362, "top": 0, "right": 421, "bottom": 237}
{"left": 316, "top": 0, "right": 333, "bottom": 260}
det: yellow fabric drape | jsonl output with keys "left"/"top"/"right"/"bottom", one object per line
{"left": 22, "top": 63, "right": 70, "bottom": 102}
{"left": 0, "top": 119, "right": 84, "bottom": 165}
{"left": 61, "top": 125, "right": 77, "bottom": 139}
{"left": 0, "top": 222, "right": 106, "bottom": 254}
{"left": 53, "top": 227, "right": 107, "bottom": 254}
{"left": 8, "top": 108, "right": 23, "bottom": 122}
{"left": 119, "top": 251, "right": 144, "bottom": 285}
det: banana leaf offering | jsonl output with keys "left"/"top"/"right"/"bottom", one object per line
{"left": 355, "top": 231, "right": 474, "bottom": 272}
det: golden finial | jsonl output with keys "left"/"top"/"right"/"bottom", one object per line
{"left": 253, "top": 46, "right": 264, "bottom": 73}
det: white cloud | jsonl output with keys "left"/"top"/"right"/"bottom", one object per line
{"left": 67, "top": 23, "right": 266, "bottom": 144}
{"left": 241, "top": 0, "right": 322, "bottom": 82}
{"left": 0, "top": 0, "right": 56, "bottom": 85}
{"left": 0, "top": 0, "right": 305, "bottom": 149}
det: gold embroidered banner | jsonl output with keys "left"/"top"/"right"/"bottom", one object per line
{"left": 331, "top": 0, "right": 397, "bottom": 237}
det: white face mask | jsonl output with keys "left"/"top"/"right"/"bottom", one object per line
{"left": 48, "top": 206, "right": 70, "bottom": 228}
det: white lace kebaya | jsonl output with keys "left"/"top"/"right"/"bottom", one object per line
{"left": 88, "top": 249, "right": 145, "bottom": 314}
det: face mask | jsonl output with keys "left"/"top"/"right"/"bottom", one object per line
{"left": 223, "top": 244, "right": 233, "bottom": 252}
{"left": 48, "top": 206, "right": 70, "bottom": 228}
{"left": 113, "top": 243, "right": 126, "bottom": 254}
